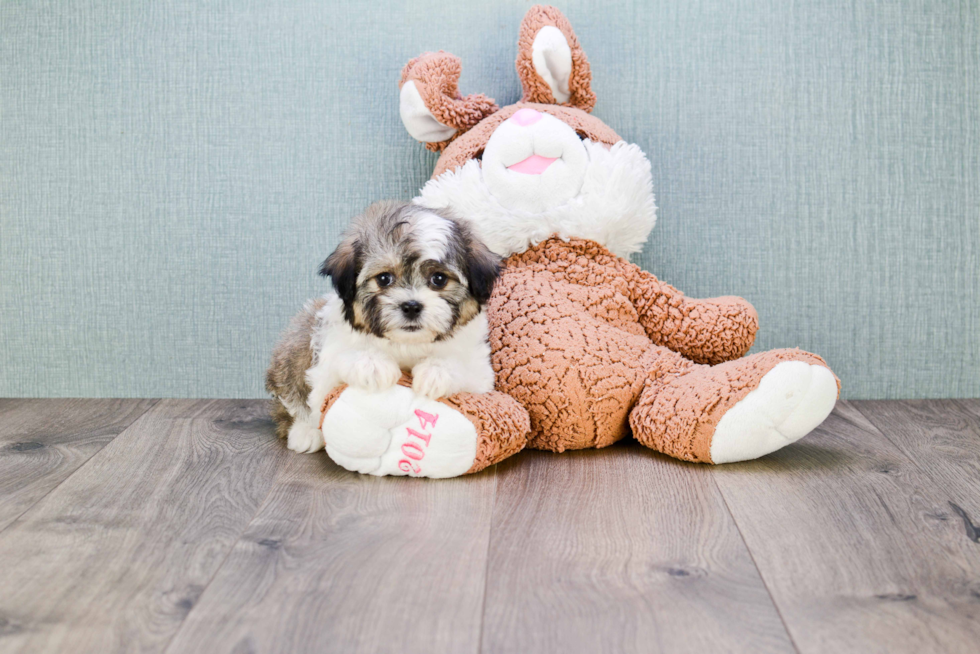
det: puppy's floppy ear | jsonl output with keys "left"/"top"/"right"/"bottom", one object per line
{"left": 460, "top": 227, "right": 501, "bottom": 305}
{"left": 319, "top": 236, "right": 360, "bottom": 307}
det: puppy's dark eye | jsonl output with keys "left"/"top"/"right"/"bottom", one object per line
{"left": 376, "top": 272, "right": 394, "bottom": 287}
{"left": 429, "top": 272, "right": 448, "bottom": 289}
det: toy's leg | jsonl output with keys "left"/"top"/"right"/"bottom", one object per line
{"left": 630, "top": 349, "right": 839, "bottom": 463}
{"left": 318, "top": 379, "right": 529, "bottom": 478}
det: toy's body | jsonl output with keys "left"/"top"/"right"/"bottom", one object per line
{"left": 306, "top": 5, "right": 840, "bottom": 477}
{"left": 488, "top": 236, "right": 834, "bottom": 462}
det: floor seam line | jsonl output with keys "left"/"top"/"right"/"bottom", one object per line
{"left": 0, "top": 398, "right": 161, "bottom": 539}
{"left": 160, "top": 439, "right": 293, "bottom": 654}
{"left": 713, "top": 473, "right": 803, "bottom": 654}
{"left": 475, "top": 465, "right": 499, "bottom": 654}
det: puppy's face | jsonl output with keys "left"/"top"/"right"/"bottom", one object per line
{"left": 320, "top": 201, "right": 500, "bottom": 344}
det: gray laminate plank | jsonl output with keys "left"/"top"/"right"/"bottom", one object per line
{"left": 855, "top": 399, "right": 980, "bottom": 535}
{"left": 713, "top": 401, "right": 980, "bottom": 654}
{"left": 0, "top": 398, "right": 158, "bottom": 532}
{"left": 164, "top": 454, "right": 497, "bottom": 654}
{"left": 0, "top": 399, "right": 287, "bottom": 654}
{"left": 481, "top": 444, "right": 795, "bottom": 654}
{"left": 954, "top": 398, "right": 980, "bottom": 418}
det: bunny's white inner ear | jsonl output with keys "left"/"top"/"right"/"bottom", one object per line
{"left": 531, "top": 26, "right": 572, "bottom": 103}
{"left": 399, "top": 80, "right": 456, "bottom": 143}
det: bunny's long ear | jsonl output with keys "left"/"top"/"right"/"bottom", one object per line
{"left": 516, "top": 5, "right": 596, "bottom": 113}
{"left": 399, "top": 52, "right": 499, "bottom": 152}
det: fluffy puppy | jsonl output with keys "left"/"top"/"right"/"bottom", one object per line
{"left": 266, "top": 200, "right": 500, "bottom": 453}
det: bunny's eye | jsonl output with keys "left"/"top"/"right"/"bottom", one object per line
{"left": 376, "top": 272, "right": 394, "bottom": 287}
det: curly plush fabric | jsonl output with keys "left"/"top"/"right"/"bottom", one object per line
{"left": 399, "top": 51, "right": 499, "bottom": 152}
{"left": 437, "top": 392, "right": 530, "bottom": 474}
{"left": 516, "top": 4, "right": 596, "bottom": 111}
{"left": 501, "top": 238, "right": 759, "bottom": 364}
{"left": 630, "top": 349, "right": 837, "bottom": 462}
{"left": 486, "top": 237, "right": 836, "bottom": 457}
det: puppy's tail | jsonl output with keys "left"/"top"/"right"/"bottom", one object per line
{"left": 268, "top": 397, "right": 294, "bottom": 441}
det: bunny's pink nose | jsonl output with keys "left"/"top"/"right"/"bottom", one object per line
{"left": 511, "top": 108, "right": 543, "bottom": 126}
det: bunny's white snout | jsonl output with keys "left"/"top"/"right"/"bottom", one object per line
{"left": 481, "top": 110, "right": 589, "bottom": 213}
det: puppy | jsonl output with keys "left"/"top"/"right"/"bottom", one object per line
{"left": 266, "top": 200, "right": 501, "bottom": 453}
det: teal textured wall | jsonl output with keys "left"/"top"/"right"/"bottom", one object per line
{"left": 2, "top": 1, "right": 978, "bottom": 399}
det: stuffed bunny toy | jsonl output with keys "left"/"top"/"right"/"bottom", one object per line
{"left": 305, "top": 4, "right": 839, "bottom": 477}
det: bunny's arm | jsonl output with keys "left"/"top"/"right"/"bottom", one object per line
{"left": 626, "top": 267, "right": 758, "bottom": 365}
{"left": 503, "top": 237, "right": 758, "bottom": 365}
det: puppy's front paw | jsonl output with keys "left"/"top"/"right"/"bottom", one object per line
{"left": 411, "top": 360, "right": 457, "bottom": 399}
{"left": 345, "top": 353, "right": 401, "bottom": 393}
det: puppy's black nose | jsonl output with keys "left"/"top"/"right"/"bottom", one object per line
{"left": 400, "top": 300, "right": 423, "bottom": 319}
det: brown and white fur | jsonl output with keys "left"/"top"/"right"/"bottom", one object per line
{"left": 266, "top": 200, "right": 500, "bottom": 453}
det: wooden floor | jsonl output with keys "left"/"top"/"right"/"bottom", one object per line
{"left": 1, "top": 399, "right": 979, "bottom": 653}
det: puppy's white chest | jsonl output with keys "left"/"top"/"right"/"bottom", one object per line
{"left": 372, "top": 340, "right": 430, "bottom": 371}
